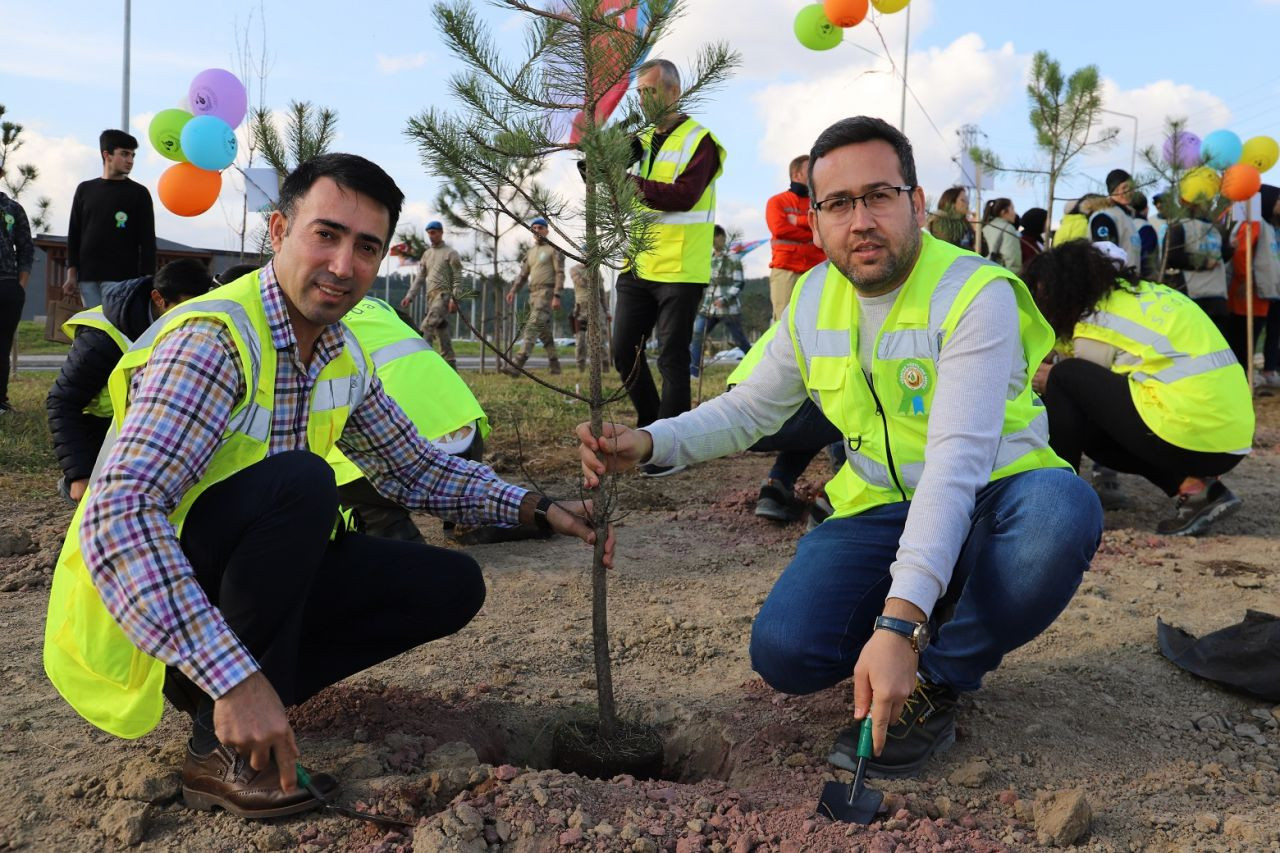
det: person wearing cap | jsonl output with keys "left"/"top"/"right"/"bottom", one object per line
{"left": 1089, "top": 169, "right": 1143, "bottom": 272}
{"left": 401, "top": 220, "right": 463, "bottom": 369}
{"left": 1026, "top": 240, "right": 1252, "bottom": 536}
{"left": 502, "top": 217, "right": 564, "bottom": 375}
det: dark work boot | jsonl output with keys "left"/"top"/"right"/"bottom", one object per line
{"left": 828, "top": 677, "right": 958, "bottom": 779}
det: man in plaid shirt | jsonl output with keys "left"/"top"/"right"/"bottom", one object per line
{"left": 55, "top": 154, "right": 612, "bottom": 820}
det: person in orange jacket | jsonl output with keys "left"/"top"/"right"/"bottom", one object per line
{"left": 765, "top": 155, "right": 827, "bottom": 321}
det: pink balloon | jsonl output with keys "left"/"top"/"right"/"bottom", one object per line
{"left": 188, "top": 68, "right": 248, "bottom": 128}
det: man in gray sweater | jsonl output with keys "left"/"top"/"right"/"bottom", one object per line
{"left": 576, "top": 116, "right": 1102, "bottom": 780}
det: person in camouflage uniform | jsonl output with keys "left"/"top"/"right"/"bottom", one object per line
{"left": 401, "top": 220, "right": 463, "bottom": 368}
{"left": 502, "top": 217, "right": 564, "bottom": 375}
{"left": 570, "top": 263, "right": 610, "bottom": 373}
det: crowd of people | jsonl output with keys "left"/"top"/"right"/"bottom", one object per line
{"left": 6, "top": 57, "right": 1269, "bottom": 825}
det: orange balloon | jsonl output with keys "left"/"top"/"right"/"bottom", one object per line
{"left": 158, "top": 162, "right": 222, "bottom": 217}
{"left": 1221, "top": 163, "right": 1262, "bottom": 202}
{"left": 824, "top": 0, "right": 869, "bottom": 27}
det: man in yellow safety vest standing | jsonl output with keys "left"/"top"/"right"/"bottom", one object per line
{"left": 612, "top": 57, "right": 726, "bottom": 477}
{"left": 577, "top": 117, "right": 1102, "bottom": 780}
{"left": 44, "top": 153, "right": 611, "bottom": 821}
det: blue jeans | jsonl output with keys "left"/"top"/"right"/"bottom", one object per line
{"left": 749, "top": 467, "right": 1102, "bottom": 694}
{"left": 77, "top": 280, "right": 114, "bottom": 308}
{"left": 690, "top": 313, "right": 751, "bottom": 377}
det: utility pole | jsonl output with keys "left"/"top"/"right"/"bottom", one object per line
{"left": 898, "top": 4, "right": 911, "bottom": 133}
{"left": 121, "top": 0, "right": 132, "bottom": 130}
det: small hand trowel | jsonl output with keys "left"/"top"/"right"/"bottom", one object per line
{"left": 816, "top": 716, "right": 883, "bottom": 824}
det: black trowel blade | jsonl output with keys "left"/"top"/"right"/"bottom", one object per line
{"left": 817, "top": 779, "right": 883, "bottom": 824}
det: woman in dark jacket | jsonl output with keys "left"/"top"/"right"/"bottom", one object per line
{"left": 46, "top": 257, "right": 214, "bottom": 502}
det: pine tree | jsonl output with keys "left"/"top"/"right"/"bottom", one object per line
{"left": 972, "top": 51, "right": 1117, "bottom": 245}
{"left": 406, "top": 0, "right": 737, "bottom": 742}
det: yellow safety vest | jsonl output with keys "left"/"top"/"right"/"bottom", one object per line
{"left": 328, "top": 297, "right": 490, "bottom": 486}
{"left": 1075, "top": 280, "right": 1253, "bottom": 453}
{"left": 62, "top": 308, "right": 132, "bottom": 418}
{"left": 628, "top": 117, "right": 726, "bottom": 284}
{"left": 1053, "top": 214, "right": 1089, "bottom": 247}
{"left": 787, "top": 233, "right": 1066, "bottom": 519}
{"left": 43, "top": 271, "right": 372, "bottom": 739}
{"left": 726, "top": 321, "right": 779, "bottom": 388}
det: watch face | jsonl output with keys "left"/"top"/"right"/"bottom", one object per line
{"left": 913, "top": 622, "right": 931, "bottom": 651}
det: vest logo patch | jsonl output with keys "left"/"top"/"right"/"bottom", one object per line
{"left": 115, "top": 211, "right": 128, "bottom": 228}
{"left": 897, "top": 359, "right": 930, "bottom": 416}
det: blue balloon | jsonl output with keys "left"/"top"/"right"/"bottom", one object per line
{"left": 1202, "top": 129, "right": 1243, "bottom": 170}
{"left": 179, "top": 115, "right": 238, "bottom": 172}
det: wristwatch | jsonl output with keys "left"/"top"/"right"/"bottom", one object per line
{"left": 873, "top": 615, "right": 931, "bottom": 654}
{"left": 532, "top": 495, "right": 555, "bottom": 534}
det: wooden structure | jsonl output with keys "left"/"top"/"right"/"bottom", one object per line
{"left": 35, "top": 237, "right": 216, "bottom": 343}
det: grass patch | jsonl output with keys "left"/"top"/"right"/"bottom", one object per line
{"left": 463, "top": 365, "right": 731, "bottom": 474}
{"left": 16, "top": 321, "right": 70, "bottom": 355}
{"left": 0, "top": 372, "right": 59, "bottom": 489}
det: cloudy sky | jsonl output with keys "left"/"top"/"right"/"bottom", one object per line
{"left": 5, "top": 0, "right": 1278, "bottom": 279}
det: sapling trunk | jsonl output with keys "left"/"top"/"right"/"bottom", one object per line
{"left": 582, "top": 160, "right": 618, "bottom": 740}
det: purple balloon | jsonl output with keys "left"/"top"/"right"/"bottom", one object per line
{"left": 1162, "top": 131, "right": 1201, "bottom": 170}
{"left": 188, "top": 68, "right": 248, "bottom": 129}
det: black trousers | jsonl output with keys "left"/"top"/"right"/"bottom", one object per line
{"left": 1225, "top": 313, "right": 1266, "bottom": 370}
{"left": 1043, "top": 358, "right": 1242, "bottom": 496}
{"left": 612, "top": 272, "right": 704, "bottom": 427}
{"left": 177, "top": 451, "right": 485, "bottom": 707}
{"left": 0, "top": 279, "right": 25, "bottom": 405}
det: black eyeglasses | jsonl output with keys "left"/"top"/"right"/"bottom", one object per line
{"left": 812, "top": 186, "right": 915, "bottom": 221}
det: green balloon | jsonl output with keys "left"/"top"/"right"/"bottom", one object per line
{"left": 795, "top": 4, "right": 844, "bottom": 51}
{"left": 149, "top": 109, "right": 193, "bottom": 163}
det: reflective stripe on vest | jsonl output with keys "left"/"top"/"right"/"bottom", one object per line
{"left": 63, "top": 308, "right": 133, "bottom": 417}
{"left": 1075, "top": 280, "right": 1253, "bottom": 454}
{"left": 787, "top": 234, "right": 1064, "bottom": 519}
{"left": 47, "top": 272, "right": 372, "bottom": 739}
{"left": 844, "top": 410, "right": 1050, "bottom": 490}
{"left": 1085, "top": 311, "right": 1237, "bottom": 383}
{"left": 629, "top": 118, "right": 725, "bottom": 283}
{"left": 794, "top": 254, "right": 992, "bottom": 371}
{"left": 371, "top": 336, "right": 429, "bottom": 369}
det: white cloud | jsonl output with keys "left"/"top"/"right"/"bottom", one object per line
{"left": 654, "top": 0, "right": 934, "bottom": 83}
{"left": 377, "top": 52, "right": 430, "bottom": 75}
{"left": 750, "top": 32, "right": 1028, "bottom": 203}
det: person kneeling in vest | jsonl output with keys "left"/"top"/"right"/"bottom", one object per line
{"left": 333, "top": 296, "right": 549, "bottom": 545}
{"left": 44, "top": 154, "right": 612, "bottom": 821}
{"left": 1026, "top": 241, "right": 1253, "bottom": 537}
{"left": 576, "top": 117, "right": 1102, "bottom": 779}
{"left": 46, "top": 258, "right": 215, "bottom": 505}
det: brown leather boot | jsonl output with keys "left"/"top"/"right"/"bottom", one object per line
{"left": 182, "top": 744, "right": 338, "bottom": 819}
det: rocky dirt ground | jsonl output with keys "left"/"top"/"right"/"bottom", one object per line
{"left": 2, "top": 397, "right": 1279, "bottom": 852}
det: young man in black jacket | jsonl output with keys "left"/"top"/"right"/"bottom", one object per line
{"left": 46, "top": 257, "right": 214, "bottom": 502}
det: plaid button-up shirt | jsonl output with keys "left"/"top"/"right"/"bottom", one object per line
{"left": 81, "top": 264, "right": 526, "bottom": 699}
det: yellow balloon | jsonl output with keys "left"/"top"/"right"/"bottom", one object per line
{"left": 1180, "top": 167, "right": 1221, "bottom": 203}
{"left": 1242, "top": 136, "right": 1279, "bottom": 173}
{"left": 871, "top": 0, "right": 910, "bottom": 11}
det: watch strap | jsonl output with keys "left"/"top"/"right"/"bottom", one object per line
{"left": 874, "top": 615, "right": 925, "bottom": 652}
{"left": 532, "top": 495, "right": 554, "bottom": 533}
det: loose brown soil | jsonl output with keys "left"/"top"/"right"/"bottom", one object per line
{"left": 2, "top": 398, "right": 1279, "bottom": 851}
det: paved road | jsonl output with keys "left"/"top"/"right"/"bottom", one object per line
{"left": 15, "top": 353, "right": 556, "bottom": 373}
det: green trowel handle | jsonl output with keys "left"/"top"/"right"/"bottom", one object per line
{"left": 856, "top": 716, "right": 874, "bottom": 760}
